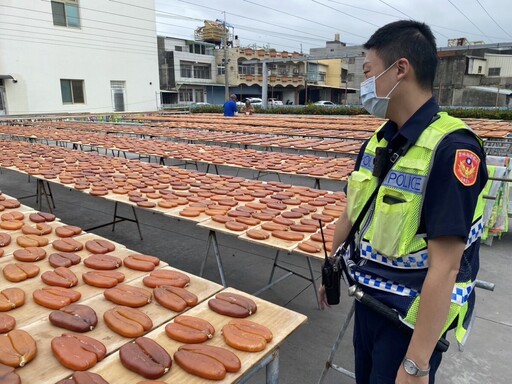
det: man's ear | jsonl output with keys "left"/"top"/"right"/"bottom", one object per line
{"left": 396, "top": 58, "right": 410, "bottom": 80}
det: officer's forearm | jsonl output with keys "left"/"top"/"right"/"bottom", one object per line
{"left": 405, "top": 237, "right": 465, "bottom": 367}
{"left": 329, "top": 210, "right": 352, "bottom": 257}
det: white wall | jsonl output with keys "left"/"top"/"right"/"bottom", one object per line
{"left": 173, "top": 51, "right": 216, "bottom": 85}
{"left": 0, "top": 0, "right": 160, "bottom": 115}
{"left": 485, "top": 53, "right": 512, "bottom": 77}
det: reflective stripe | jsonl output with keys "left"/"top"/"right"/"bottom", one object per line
{"left": 465, "top": 219, "right": 483, "bottom": 250}
{"left": 452, "top": 282, "right": 475, "bottom": 305}
{"left": 359, "top": 240, "right": 428, "bottom": 269}
{"left": 382, "top": 170, "right": 425, "bottom": 194}
{"left": 360, "top": 153, "right": 375, "bottom": 173}
{"left": 352, "top": 269, "right": 474, "bottom": 305}
{"left": 352, "top": 270, "right": 418, "bottom": 297}
{"left": 359, "top": 219, "right": 483, "bottom": 269}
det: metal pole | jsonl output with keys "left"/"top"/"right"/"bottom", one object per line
{"left": 223, "top": 12, "right": 229, "bottom": 101}
{"left": 495, "top": 82, "right": 501, "bottom": 107}
{"left": 262, "top": 62, "right": 268, "bottom": 109}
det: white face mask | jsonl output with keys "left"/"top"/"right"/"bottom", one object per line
{"left": 360, "top": 61, "right": 401, "bottom": 119}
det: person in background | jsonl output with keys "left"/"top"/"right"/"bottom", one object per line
{"left": 242, "top": 99, "right": 255, "bottom": 115}
{"left": 223, "top": 94, "right": 238, "bottom": 117}
{"left": 318, "top": 20, "right": 488, "bottom": 384}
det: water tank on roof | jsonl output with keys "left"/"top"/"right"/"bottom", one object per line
{"left": 194, "top": 20, "right": 227, "bottom": 44}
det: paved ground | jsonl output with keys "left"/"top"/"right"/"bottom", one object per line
{"left": 1, "top": 162, "right": 510, "bottom": 384}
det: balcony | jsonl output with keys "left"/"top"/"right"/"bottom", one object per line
{"left": 238, "top": 73, "right": 305, "bottom": 86}
{"left": 237, "top": 48, "right": 306, "bottom": 61}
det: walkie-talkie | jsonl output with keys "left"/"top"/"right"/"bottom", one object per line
{"left": 320, "top": 220, "right": 341, "bottom": 305}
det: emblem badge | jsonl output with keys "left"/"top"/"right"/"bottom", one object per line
{"left": 453, "top": 150, "right": 480, "bottom": 186}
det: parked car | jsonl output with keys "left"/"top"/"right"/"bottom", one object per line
{"left": 191, "top": 102, "right": 211, "bottom": 107}
{"left": 237, "top": 97, "right": 262, "bottom": 107}
{"left": 268, "top": 98, "right": 283, "bottom": 106}
{"left": 313, "top": 100, "right": 338, "bottom": 107}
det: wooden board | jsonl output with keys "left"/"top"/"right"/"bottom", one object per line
{"left": 197, "top": 218, "right": 255, "bottom": 236}
{"left": 88, "top": 287, "right": 307, "bottom": 383}
{"left": 74, "top": 232, "right": 127, "bottom": 253}
{"left": 164, "top": 207, "right": 216, "bottom": 223}
{"left": 16, "top": 267, "right": 223, "bottom": 384}
{"left": 237, "top": 222, "right": 314, "bottom": 253}
{"left": 0, "top": 248, "right": 165, "bottom": 327}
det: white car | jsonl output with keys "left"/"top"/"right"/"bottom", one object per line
{"left": 314, "top": 100, "right": 338, "bottom": 107}
{"left": 237, "top": 97, "right": 262, "bottom": 107}
{"left": 268, "top": 98, "right": 283, "bottom": 106}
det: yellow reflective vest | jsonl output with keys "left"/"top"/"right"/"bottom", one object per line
{"left": 346, "top": 112, "right": 485, "bottom": 345}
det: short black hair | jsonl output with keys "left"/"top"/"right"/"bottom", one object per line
{"left": 363, "top": 20, "right": 437, "bottom": 90}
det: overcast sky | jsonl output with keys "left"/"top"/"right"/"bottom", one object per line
{"left": 155, "top": 0, "right": 512, "bottom": 52}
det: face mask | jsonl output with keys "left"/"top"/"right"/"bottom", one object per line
{"left": 360, "top": 61, "right": 401, "bottom": 119}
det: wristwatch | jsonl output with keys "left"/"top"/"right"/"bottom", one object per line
{"left": 402, "top": 357, "right": 430, "bottom": 377}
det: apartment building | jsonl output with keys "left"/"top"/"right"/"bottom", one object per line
{"left": 216, "top": 47, "right": 307, "bottom": 105}
{"left": 435, "top": 43, "right": 512, "bottom": 106}
{"left": 0, "top": 0, "right": 160, "bottom": 116}
{"left": 157, "top": 36, "right": 225, "bottom": 105}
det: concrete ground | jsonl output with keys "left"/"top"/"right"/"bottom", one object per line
{"left": 1, "top": 162, "right": 510, "bottom": 384}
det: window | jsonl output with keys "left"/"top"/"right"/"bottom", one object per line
{"left": 175, "top": 46, "right": 183, "bottom": 52}
{"left": 238, "top": 65, "right": 255, "bottom": 75}
{"left": 179, "top": 89, "right": 193, "bottom": 102}
{"left": 319, "top": 72, "right": 326, "bottom": 82}
{"left": 348, "top": 58, "right": 355, "bottom": 64}
{"left": 111, "top": 81, "right": 126, "bottom": 112}
{"left": 180, "top": 62, "right": 192, "bottom": 78}
{"left": 60, "top": 79, "right": 85, "bottom": 104}
{"left": 347, "top": 73, "right": 354, "bottom": 82}
{"left": 488, "top": 67, "right": 501, "bottom": 76}
{"left": 193, "top": 65, "right": 211, "bottom": 79}
{"left": 51, "top": 1, "right": 80, "bottom": 28}
{"left": 189, "top": 43, "right": 206, "bottom": 55}
{"left": 217, "top": 65, "right": 225, "bottom": 75}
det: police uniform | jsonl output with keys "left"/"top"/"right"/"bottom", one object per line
{"left": 347, "top": 98, "right": 488, "bottom": 383}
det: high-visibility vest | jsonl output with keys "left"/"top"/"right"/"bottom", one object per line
{"left": 346, "top": 112, "right": 485, "bottom": 345}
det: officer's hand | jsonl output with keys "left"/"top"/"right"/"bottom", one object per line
{"left": 396, "top": 365, "right": 428, "bottom": 384}
{"left": 318, "top": 285, "right": 331, "bottom": 310}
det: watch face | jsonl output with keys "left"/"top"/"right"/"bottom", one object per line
{"left": 403, "top": 359, "right": 418, "bottom": 375}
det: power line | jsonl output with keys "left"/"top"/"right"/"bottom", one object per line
{"left": 446, "top": 0, "right": 491, "bottom": 42}
{"left": 107, "top": 0, "right": 334, "bottom": 51}
{"left": 327, "top": 0, "right": 400, "bottom": 18}
{"left": 0, "top": 22, "right": 157, "bottom": 50}
{"left": 0, "top": 26, "right": 156, "bottom": 54}
{"left": 241, "top": 0, "right": 368, "bottom": 39}
{"left": 0, "top": 9, "right": 155, "bottom": 41}
{"left": 311, "top": 0, "right": 379, "bottom": 27}
{"left": 475, "top": 0, "right": 512, "bottom": 39}
{"left": 378, "top": 0, "right": 412, "bottom": 19}
{"left": 0, "top": 33, "right": 157, "bottom": 56}
{"left": 377, "top": 0, "right": 450, "bottom": 40}
{"left": 0, "top": 4, "right": 157, "bottom": 37}
{"left": 173, "top": 0, "right": 337, "bottom": 42}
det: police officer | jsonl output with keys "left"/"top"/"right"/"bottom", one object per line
{"left": 319, "top": 20, "right": 488, "bottom": 384}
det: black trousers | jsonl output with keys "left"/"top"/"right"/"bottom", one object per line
{"left": 353, "top": 300, "right": 444, "bottom": 384}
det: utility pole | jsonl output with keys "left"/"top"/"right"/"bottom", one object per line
{"left": 495, "top": 82, "right": 501, "bottom": 107}
{"left": 223, "top": 12, "right": 229, "bottom": 101}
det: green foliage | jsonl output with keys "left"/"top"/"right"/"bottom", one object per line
{"left": 190, "top": 105, "right": 224, "bottom": 114}
{"left": 440, "top": 107, "right": 512, "bottom": 120}
{"left": 189, "top": 105, "right": 512, "bottom": 119}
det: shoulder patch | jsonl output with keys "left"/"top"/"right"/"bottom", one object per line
{"left": 453, "top": 149, "right": 480, "bottom": 186}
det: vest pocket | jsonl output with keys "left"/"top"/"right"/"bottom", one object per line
{"left": 371, "top": 191, "right": 409, "bottom": 258}
{"left": 346, "top": 171, "right": 374, "bottom": 225}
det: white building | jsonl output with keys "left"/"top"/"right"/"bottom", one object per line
{"left": 0, "top": 0, "right": 160, "bottom": 115}
{"left": 158, "top": 36, "right": 224, "bottom": 105}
